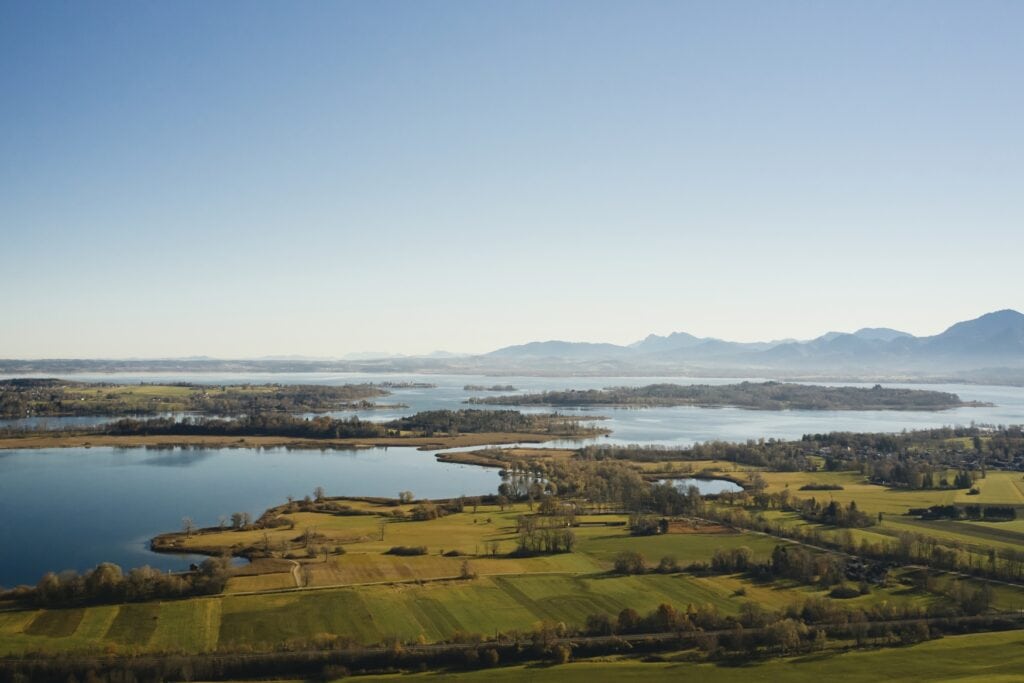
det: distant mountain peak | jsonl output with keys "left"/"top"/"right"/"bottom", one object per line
{"left": 629, "top": 331, "right": 704, "bottom": 353}
{"left": 475, "top": 309, "right": 1023, "bottom": 373}
{"left": 852, "top": 327, "right": 912, "bottom": 342}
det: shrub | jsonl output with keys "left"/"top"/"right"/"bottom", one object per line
{"left": 613, "top": 551, "right": 646, "bottom": 575}
{"left": 657, "top": 555, "right": 679, "bottom": 573}
{"left": 829, "top": 584, "right": 861, "bottom": 599}
{"left": 385, "top": 546, "right": 427, "bottom": 556}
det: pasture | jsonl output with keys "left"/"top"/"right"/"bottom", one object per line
{"left": 351, "top": 628, "right": 1024, "bottom": 682}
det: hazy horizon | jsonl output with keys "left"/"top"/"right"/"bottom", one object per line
{"left": 1, "top": 308, "right": 1019, "bottom": 361}
{"left": 3, "top": 1, "right": 1022, "bottom": 358}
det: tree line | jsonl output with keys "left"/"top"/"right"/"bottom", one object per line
{"left": 0, "top": 379, "right": 388, "bottom": 418}
{"left": 469, "top": 381, "right": 976, "bottom": 411}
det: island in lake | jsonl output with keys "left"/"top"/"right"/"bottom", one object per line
{"left": 466, "top": 381, "right": 990, "bottom": 411}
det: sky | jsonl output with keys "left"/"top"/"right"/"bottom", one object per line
{"left": 1, "top": 1, "right": 1022, "bottom": 358}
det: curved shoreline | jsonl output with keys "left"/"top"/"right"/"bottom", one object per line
{"left": 0, "top": 429, "right": 609, "bottom": 451}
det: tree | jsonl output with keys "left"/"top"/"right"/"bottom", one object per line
{"left": 657, "top": 555, "right": 679, "bottom": 573}
{"left": 182, "top": 517, "right": 195, "bottom": 538}
{"left": 314, "top": 486, "right": 326, "bottom": 502}
{"left": 399, "top": 490, "right": 414, "bottom": 504}
{"left": 766, "top": 619, "right": 804, "bottom": 653}
{"left": 617, "top": 607, "right": 641, "bottom": 633}
{"left": 613, "top": 551, "right": 646, "bottom": 575}
{"left": 230, "top": 511, "right": 252, "bottom": 529}
{"left": 585, "top": 613, "right": 614, "bottom": 635}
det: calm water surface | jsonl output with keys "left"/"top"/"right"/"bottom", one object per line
{"left": 664, "top": 478, "right": 744, "bottom": 495}
{"left": 0, "top": 446, "right": 497, "bottom": 586}
{"left": 1, "top": 372, "right": 1022, "bottom": 587}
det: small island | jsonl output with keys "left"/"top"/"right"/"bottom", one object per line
{"left": 466, "top": 381, "right": 990, "bottom": 411}
{"left": 464, "top": 384, "right": 517, "bottom": 392}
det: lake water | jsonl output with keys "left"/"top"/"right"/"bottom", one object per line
{"left": 4, "top": 372, "right": 1023, "bottom": 444}
{"left": 1, "top": 372, "right": 1023, "bottom": 587}
{"left": 0, "top": 446, "right": 498, "bottom": 587}
{"left": 664, "top": 477, "right": 744, "bottom": 495}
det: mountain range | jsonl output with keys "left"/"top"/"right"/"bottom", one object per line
{"left": 1, "top": 310, "right": 1022, "bottom": 384}
{"left": 470, "top": 309, "right": 1024, "bottom": 380}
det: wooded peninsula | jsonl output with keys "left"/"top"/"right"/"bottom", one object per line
{"left": 467, "top": 381, "right": 988, "bottom": 411}
{"left": 0, "top": 379, "right": 397, "bottom": 417}
{"left": 0, "top": 409, "right": 608, "bottom": 450}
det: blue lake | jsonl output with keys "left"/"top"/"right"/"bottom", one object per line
{"left": 1, "top": 372, "right": 1022, "bottom": 587}
{"left": 0, "top": 446, "right": 498, "bottom": 587}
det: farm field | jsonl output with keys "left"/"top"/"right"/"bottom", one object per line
{"left": 0, "top": 566, "right": 775, "bottom": 654}
{"left": 349, "top": 628, "right": 1024, "bottom": 682}
{"left": 7, "top": 482, "right": 1024, "bottom": 659}
{"left": 7, "top": 457, "right": 1024, "bottom": 671}
{"left": 3, "top": 536, "right": 990, "bottom": 657}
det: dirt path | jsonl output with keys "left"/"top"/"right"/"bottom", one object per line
{"left": 287, "top": 560, "right": 303, "bottom": 587}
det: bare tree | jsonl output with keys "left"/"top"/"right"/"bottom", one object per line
{"left": 182, "top": 517, "right": 195, "bottom": 538}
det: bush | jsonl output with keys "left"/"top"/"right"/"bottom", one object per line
{"left": 613, "top": 551, "right": 646, "bottom": 575}
{"left": 551, "top": 643, "right": 572, "bottom": 664}
{"left": 829, "top": 584, "right": 861, "bottom": 599}
{"left": 385, "top": 546, "right": 427, "bottom": 556}
{"left": 657, "top": 555, "right": 679, "bottom": 573}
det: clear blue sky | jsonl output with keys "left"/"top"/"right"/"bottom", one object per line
{"left": 2, "top": 1, "right": 1022, "bottom": 358}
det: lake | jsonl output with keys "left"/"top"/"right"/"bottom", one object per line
{"left": 664, "top": 477, "right": 744, "bottom": 495}
{"left": 0, "top": 446, "right": 498, "bottom": 587}
{"left": 1, "top": 372, "right": 1023, "bottom": 587}
{"left": 3, "top": 372, "right": 1023, "bottom": 445}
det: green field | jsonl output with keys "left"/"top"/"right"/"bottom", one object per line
{"left": 5, "top": 472, "right": 1024, "bottom": 666}
{"left": 1, "top": 561, "right": 963, "bottom": 657}
{"left": 220, "top": 572, "right": 753, "bottom": 647}
{"left": 350, "top": 629, "right": 1024, "bottom": 682}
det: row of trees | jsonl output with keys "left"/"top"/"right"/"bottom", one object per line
{"left": 5, "top": 559, "right": 233, "bottom": 608}
{"left": 707, "top": 502, "right": 1024, "bottom": 587}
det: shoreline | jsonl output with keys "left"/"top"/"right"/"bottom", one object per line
{"left": 468, "top": 400, "right": 993, "bottom": 411}
{"left": 0, "top": 430, "right": 608, "bottom": 451}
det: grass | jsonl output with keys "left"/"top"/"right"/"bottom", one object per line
{"left": 578, "top": 528, "right": 781, "bottom": 567}
{"left": 0, "top": 606, "right": 120, "bottom": 655}
{"left": 3, "top": 481, "right": 1021, "bottom": 660}
{"left": 953, "top": 471, "right": 1024, "bottom": 505}
{"left": 884, "top": 516, "right": 1024, "bottom": 551}
{"left": 216, "top": 570, "right": 765, "bottom": 648}
{"left": 226, "top": 572, "right": 297, "bottom": 593}
{"left": 149, "top": 599, "right": 221, "bottom": 652}
{"left": 347, "top": 629, "right": 1024, "bottom": 682}
{"left": 23, "top": 608, "right": 85, "bottom": 637}
{"left": 105, "top": 603, "right": 160, "bottom": 647}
